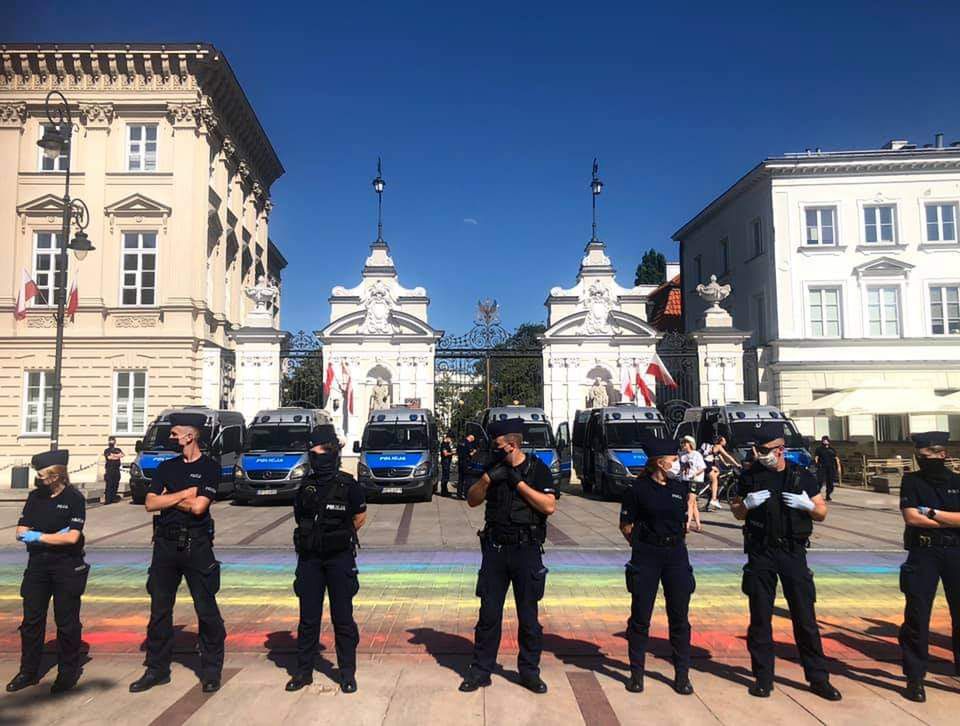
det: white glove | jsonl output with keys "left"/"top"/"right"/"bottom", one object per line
{"left": 743, "top": 490, "right": 771, "bottom": 510}
{"left": 782, "top": 491, "right": 815, "bottom": 512}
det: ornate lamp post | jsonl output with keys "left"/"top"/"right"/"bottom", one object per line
{"left": 36, "top": 91, "right": 95, "bottom": 450}
{"left": 590, "top": 157, "right": 604, "bottom": 242}
{"left": 372, "top": 157, "right": 385, "bottom": 243}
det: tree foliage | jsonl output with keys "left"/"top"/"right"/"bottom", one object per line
{"left": 635, "top": 248, "right": 667, "bottom": 285}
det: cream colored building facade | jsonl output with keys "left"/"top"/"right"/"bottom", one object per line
{"left": 0, "top": 43, "right": 285, "bottom": 485}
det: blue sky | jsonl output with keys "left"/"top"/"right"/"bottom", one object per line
{"left": 11, "top": 0, "right": 960, "bottom": 336}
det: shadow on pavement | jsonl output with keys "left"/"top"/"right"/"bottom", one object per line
{"left": 264, "top": 630, "right": 337, "bottom": 682}
{"left": 406, "top": 628, "right": 473, "bottom": 679}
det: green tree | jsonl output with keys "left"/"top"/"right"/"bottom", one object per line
{"left": 634, "top": 248, "right": 667, "bottom": 285}
{"left": 281, "top": 354, "right": 325, "bottom": 407}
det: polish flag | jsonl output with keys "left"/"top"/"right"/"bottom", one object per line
{"left": 620, "top": 365, "right": 635, "bottom": 402}
{"left": 636, "top": 370, "right": 655, "bottom": 407}
{"left": 323, "top": 361, "right": 336, "bottom": 402}
{"left": 66, "top": 280, "right": 79, "bottom": 322}
{"left": 14, "top": 269, "right": 39, "bottom": 320}
{"left": 340, "top": 361, "right": 354, "bottom": 414}
{"left": 646, "top": 351, "right": 678, "bottom": 389}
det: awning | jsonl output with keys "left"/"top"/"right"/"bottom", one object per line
{"left": 791, "top": 387, "right": 960, "bottom": 417}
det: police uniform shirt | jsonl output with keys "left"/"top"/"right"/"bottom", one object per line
{"left": 18, "top": 486, "right": 86, "bottom": 556}
{"left": 900, "top": 471, "right": 960, "bottom": 531}
{"left": 620, "top": 476, "right": 689, "bottom": 538}
{"left": 293, "top": 473, "right": 367, "bottom": 525}
{"left": 736, "top": 465, "right": 819, "bottom": 536}
{"left": 441, "top": 440, "right": 453, "bottom": 460}
{"left": 149, "top": 455, "right": 220, "bottom": 526}
{"left": 814, "top": 445, "right": 838, "bottom": 470}
{"left": 103, "top": 446, "right": 123, "bottom": 475}
{"left": 484, "top": 455, "right": 558, "bottom": 523}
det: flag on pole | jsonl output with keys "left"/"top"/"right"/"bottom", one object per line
{"left": 323, "top": 361, "right": 336, "bottom": 403}
{"left": 340, "top": 361, "right": 354, "bottom": 414}
{"left": 620, "top": 365, "right": 635, "bottom": 402}
{"left": 646, "top": 351, "right": 678, "bottom": 389}
{"left": 636, "top": 369, "right": 655, "bottom": 407}
{"left": 14, "top": 269, "right": 39, "bottom": 320}
{"left": 66, "top": 280, "right": 78, "bottom": 322}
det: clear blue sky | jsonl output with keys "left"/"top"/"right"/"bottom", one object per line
{"left": 11, "top": 0, "right": 960, "bottom": 336}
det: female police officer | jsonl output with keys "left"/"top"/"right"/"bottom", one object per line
{"left": 898, "top": 431, "right": 960, "bottom": 703}
{"left": 285, "top": 425, "right": 366, "bottom": 694}
{"left": 619, "top": 437, "right": 701, "bottom": 695}
{"left": 8, "top": 449, "right": 89, "bottom": 694}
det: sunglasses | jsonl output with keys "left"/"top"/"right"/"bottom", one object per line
{"left": 755, "top": 444, "right": 785, "bottom": 455}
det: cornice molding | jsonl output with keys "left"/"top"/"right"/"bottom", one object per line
{"left": 78, "top": 101, "right": 115, "bottom": 126}
{"left": 0, "top": 101, "right": 26, "bottom": 126}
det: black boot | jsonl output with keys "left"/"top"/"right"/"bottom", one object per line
{"left": 340, "top": 674, "right": 357, "bottom": 694}
{"left": 748, "top": 681, "right": 773, "bottom": 698}
{"left": 519, "top": 674, "right": 547, "bottom": 694}
{"left": 129, "top": 670, "right": 171, "bottom": 693}
{"left": 50, "top": 673, "right": 80, "bottom": 694}
{"left": 6, "top": 672, "right": 39, "bottom": 693}
{"left": 626, "top": 673, "right": 644, "bottom": 693}
{"left": 285, "top": 674, "right": 313, "bottom": 692}
{"left": 673, "top": 674, "right": 694, "bottom": 695}
{"left": 903, "top": 679, "right": 926, "bottom": 703}
{"left": 810, "top": 679, "right": 842, "bottom": 701}
{"left": 458, "top": 669, "right": 492, "bottom": 692}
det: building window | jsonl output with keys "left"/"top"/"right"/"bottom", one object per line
{"left": 37, "top": 124, "right": 69, "bottom": 171}
{"left": 23, "top": 370, "right": 55, "bottom": 434}
{"left": 751, "top": 218, "right": 763, "bottom": 256}
{"left": 694, "top": 254, "right": 703, "bottom": 285}
{"left": 120, "top": 232, "right": 157, "bottom": 306}
{"left": 930, "top": 285, "right": 960, "bottom": 335}
{"left": 114, "top": 371, "right": 147, "bottom": 434}
{"left": 720, "top": 237, "right": 730, "bottom": 274}
{"left": 753, "top": 293, "right": 766, "bottom": 344}
{"left": 805, "top": 207, "right": 837, "bottom": 246}
{"left": 127, "top": 124, "right": 158, "bottom": 172}
{"left": 867, "top": 286, "right": 900, "bottom": 337}
{"left": 808, "top": 287, "right": 841, "bottom": 338}
{"left": 863, "top": 205, "right": 896, "bottom": 244}
{"left": 925, "top": 203, "right": 957, "bottom": 243}
{"left": 33, "top": 232, "right": 67, "bottom": 307}
{"left": 875, "top": 414, "right": 907, "bottom": 442}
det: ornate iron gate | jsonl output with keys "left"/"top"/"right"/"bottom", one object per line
{"left": 434, "top": 301, "right": 544, "bottom": 437}
{"left": 654, "top": 332, "right": 701, "bottom": 430}
{"left": 279, "top": 330, "right": 324, "bottom": 409}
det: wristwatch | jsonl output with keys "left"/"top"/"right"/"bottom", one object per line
{"left": 926, "top": 508, "right": 938, "bottom": 520}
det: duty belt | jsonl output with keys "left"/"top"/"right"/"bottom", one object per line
{"left": 635, "top": 530, "right": 684, "bottom": 547}
{"left": 479, "top": 526, "right": 537, "bottom": 547}
{"left": 153, "top": 519, "right": 212, "bottom": 551}
{"left": 746, "top": 534, "right": 809, "bottom": 551}
{"left": 908, "top": 530, "right": 960, "bottom": 548}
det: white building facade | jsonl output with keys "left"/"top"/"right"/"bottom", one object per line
{"left": 674, "top": 138, "right": 960, "bottom": 444}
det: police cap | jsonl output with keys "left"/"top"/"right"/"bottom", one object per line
{"left": 168, "top": 412, "right": 207, "bottom": 430}
{"left": 487, "top": 418, "right": 524, "bottom": 439}
{"left": 752, "top": 423, "right": 786, "bottom": 446}
{"left": 309, "top": 425, "right": 340, "bottom": 448}
{"left": 911, "top": 431, "right": 949, "bottom": 448}
{"left": 31, "top": 449, "right": 69, "bottom": 470}
{"left": 643, "top": 437, "right": 680, "bottom": 458}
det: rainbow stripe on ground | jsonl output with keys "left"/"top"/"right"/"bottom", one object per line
{"left": 0, "top": 549, "right": 953, "bottom": 666}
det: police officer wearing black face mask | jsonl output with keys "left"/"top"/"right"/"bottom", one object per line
{"left": 460, "top": 418, "right": 558, "bottom": 694}
{"left": 620, "top": 437, "right": 701, "bottom": 695}
{"left": 898, "top": 431, "right": 960, "bottom": 703}
{"left": 7, "top": 450, "right": 89, "bottom": 695}
{"left": 130, "top": 412, "right": 225, "bottom": 694}
{"left": 730, "top": 423, "right": 841, "bottom": 701}
{"left": 285, "top": 425, "right": 366, "bottom": 694}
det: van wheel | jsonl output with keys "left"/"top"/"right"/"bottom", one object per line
{"left": 421, "top": 491, "right": 434, "bottom": 503}
{"left": 581, "top": 475, "right": 593, "bottom": 495}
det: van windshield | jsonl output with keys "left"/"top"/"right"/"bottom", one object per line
{"left": 142, "top": 423, "right": 214, "bottom": 451}
{"left": 363, "top": 424, "right": 430, "bottom": 450}
{"left": 728, "top": 420, "right": 804, "bottom": 448}
{"left": 523, "top": 423, "right": 555, "bottom": 449}
{"left": 246, "top": 424, "right": 311, "bottom": 452}
{"left": 604, "top": 421, "right": 670, "bottom": 448}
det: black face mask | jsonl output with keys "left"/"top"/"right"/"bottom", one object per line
{"left": 917, "top": 457, "right": 948, "bottom": 480}
{"left": 490, "top": 446, "right": 509, "bottom": 465}
{"left": 309, "top": 450, "right": 339, "bottom": 478}
{"left": 168, "top": 438, "right": 184, "bottom": 453}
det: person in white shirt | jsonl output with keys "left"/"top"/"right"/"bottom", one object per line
{"left": 679, "top": 436, "right": 706, "bottom": 493}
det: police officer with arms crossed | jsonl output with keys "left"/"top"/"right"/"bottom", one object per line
{"left": 285, "top": 425, "right": 366, "bottom": 694}
{"left": 898, "top": 431, "right": 960, "bottom": 703}
{"left": 730, "top": 422, "right": 842, "bottom": 701}
{"left": 129, "top": 412, "right": 226, "bottom": 694}
{"left": 460, "top": 418, "right": 558, "bottom": 694}
{"left": 620, "top": 437, "right": 701, "bottom": 694}
{"left": 103, "top": 436, "right": 124, "bottom": 504}
{"left": 8, "top": 450, "right": 89, "bottom": 694}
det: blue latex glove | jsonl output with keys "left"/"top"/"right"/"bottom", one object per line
{"left": 783, "top": 491, "right": 816, "bottom": 512}
{"left": 19, "top": 530, "right": 42, "bottom": 544}
{"left": 916, "top": 505, "right": 930, "bottom": 516}
{"left": 57, "top": 527, "right": 70, "bottom": 534}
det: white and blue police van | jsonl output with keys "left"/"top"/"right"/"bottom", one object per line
{"left": 572, "top": 405, "right": 671, "bottom": 499}
{"left": 233, "top": 408, "right": 334, "bottom": 504}
{"left": 354, "top": 408, "right": 439, "bottom": 502}
{"left": 129, "top": 406, "right": 246, "bottom": 504}
{"left": 461, "top": 405, "right": 571, "bottom": 490}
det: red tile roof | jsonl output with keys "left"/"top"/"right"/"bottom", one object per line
{"left": 649, "top": 274, "right": 682, "bottom": 332}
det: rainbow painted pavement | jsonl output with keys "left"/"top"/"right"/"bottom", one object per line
{"left": 0, "top": 548, "right": 954, "bottom": 669}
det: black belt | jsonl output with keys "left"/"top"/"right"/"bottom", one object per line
{"left": 480, "top": 527, "right": 537, "bottom": 547}
{"left": 636, "top": 531, "right": 684, "bottom": 547}
{"left": 908, "top": 531, "right": 960, "bottom": 548}
{"left": 746, "top": 535, "right": 809, "bottom": 551}
{"left": 154, "top": 523, "right": 211, "bottom": 542}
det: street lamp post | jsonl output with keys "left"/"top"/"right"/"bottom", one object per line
{"left": 372, "top": 157, "right": 385, "bottom": 243}
{"left": 36, "top": 91, "right": 95, "bottom": 451}
{"left": 590, "top": 157, "right": 604, "bottom": 242}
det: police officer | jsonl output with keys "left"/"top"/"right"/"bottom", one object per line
{"left": 7, "top": 450, "right": 89, "bottom": 694}
{"left": 457, "top": 433, "right": 478, "bottom": 500}
{"left": 439, "top": 431, "right": 454, "bottom": 497}
{"left": 813, "top": 436, "right": 841, "bottom": 501}
{"left": 620, "top": 437, "right": 701, "bottom": 694}
{"left": 285, "top": 425, "right": 366, "bottom": 694}
{"left": 898, "top": 431, "right": 960, "bottom": 703}
{"left": 460, "top": 418, "right": 558, "bottom": 694}
{"left": 129, "top": 412, "right": 226, "bottom": 694}
{"left": 730, "top": 423, "right": 842, "bottom": 701}
{"left": 103, "top": 436, "right": 124, "bottom": 504}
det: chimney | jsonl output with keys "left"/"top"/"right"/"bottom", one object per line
{"left": 935, "top": 132, "right": 944, "bottom": 148}
{"left": 882, "top": 139, "right": 909, "bottom": 150}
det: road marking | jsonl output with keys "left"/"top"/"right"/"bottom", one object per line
{"left": 86, "top": 520, "right": 153, "bottom": 546}
{"left": 237, "top": 511, "right": 295, "bottom": 545}
{"left": 567, "top": 671, "right": 621, "bottom": 726}
{"left": 147, "top": 667, "right": 241, "bottom": 726}
{"left": 547, "top": 522, "right": 577, "bottom": 546}
{"left": 394, "top": 503, "right": 415, "bottom": 545}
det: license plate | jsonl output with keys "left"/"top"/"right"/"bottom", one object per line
{"left": 257, "top": 489, "right": 278, "bottom": 496}
{"left": 381, "top": 487, "right": 402, "bottom": 494}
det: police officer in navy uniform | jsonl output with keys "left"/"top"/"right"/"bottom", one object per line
{"left": 460, "top": 418, "right": 558, "bottom": 694}
{"left": 7, "top": 450, "right": 89, "bottom": 694}
{"left": 898, "top": 431, "right": 960, "bottom": 703}
{"left": 285, "top": 425, "right": 366, "bottom": 694}
{"left": 620, "top": 437, "right": 701, "bottom": 694}
{"left": 730, "top": 422, "right": 841, "bottom": 701}
{"left": 130, "top": 412, "right": 226, "bottom": 694}
{"left": 103, "top": 437, "right": 124, "bottom": 504}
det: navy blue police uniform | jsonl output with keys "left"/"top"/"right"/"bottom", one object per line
{"left": 9, "top": 449, "right": 89, "bottom": 693}
{"left": 103, "top": 443, "right": 123, "bottom": 504}
{"left": 440, "top": 437, "right": 454, "bottom": 496}
{"left": 457, "top": 436, "right": 477, "bottom": 499}
{"left": 466, "top": 418, "right": 557, "bottom": 691}
{"left": 813, "top": 442, "right": 839, "bottom": 499}
{"left": 898, "top": 431, "right": 960, "bottom": 701}
{"left": 142, "top": 413, "right": 225, "bottom": 686}
{"left": 736, "top": 423, "right": 836, "bottom": 697}
{"left": 289, "top": 426, "right": 366, "bottom": 693}
{"left": 620, "top": 437, "right": 696, "bottom": 692}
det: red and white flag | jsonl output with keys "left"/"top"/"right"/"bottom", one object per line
{"left": 636, "top": 369, "right": 655, "bottom": 407}
{"left": 323, "top": 361, "right": 336, "bottom": 403}
{"left": 340, "top": 361, "right": 354, "bottom": 414}
{"left": 620, "top": 365, "right": 635, "bottom": 402}
{"left": 646, "top": 351, "right": 678, "bottom": 389}
{"left": 66, "top": 280, "right": 78, "bottom": 322}
{"left": 14, "top": 269, "right": 39, "bottom": 320}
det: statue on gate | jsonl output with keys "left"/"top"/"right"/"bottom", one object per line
{"left": 369, "top": 378, "right": 391, "bottom": 411}
{"left": 588, "top": 377, "right": 609, "bottom": 408}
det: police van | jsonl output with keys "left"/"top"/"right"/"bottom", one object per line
{"left": 129, "top": 406, "right": 246, "bottom": 504}
{"left": 233, "top": 408, "right": 334, "bottom": 504}
{"left": 353, "top": 408, "right": 439, "bottom": 502}
{"left": 572, "top": 405, "right": 671, "bottom": 499}
{"left": 461, "top": 405, "right": 571, "bottom": 490}
{"left": 673, "top": 404, "right": 813, "bottom": 469}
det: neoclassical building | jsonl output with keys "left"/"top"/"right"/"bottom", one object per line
{"left": 0, "top": 43, "right": 286, "bottom": 483}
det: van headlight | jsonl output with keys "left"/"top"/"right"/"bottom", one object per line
{"left": 131, "top": 463, "right": 142, "bottom": 479}
{"left": 357, "top": 461, "right": 371, "bottom": 478}
{"left": 413, "top": 461, "right": 431, "bottom": 478}
{"left": 289, "top": 462, "right": 309, "bottom": 480}
{"left": 606, "top": 452, "right": 627, "bottom": 476}
{"left": 233, "top": 464, "right": 244, "bottom": 480}
{"left": 549, "top": 458, "right": 560, "bottom": 474}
